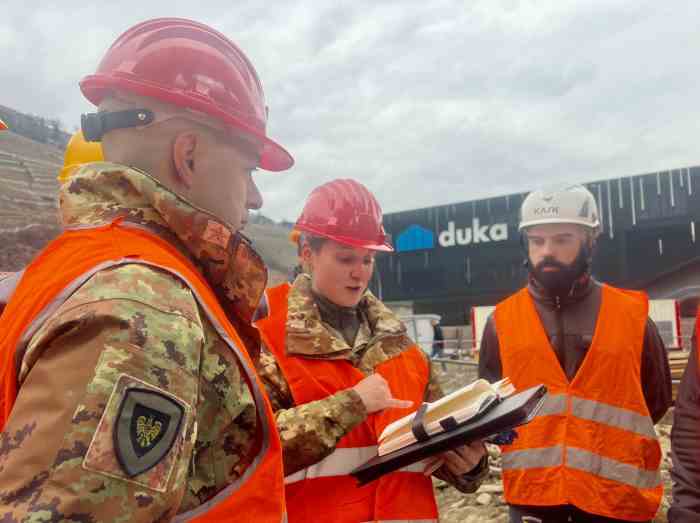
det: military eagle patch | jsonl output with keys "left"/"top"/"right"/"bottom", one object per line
{"left": 114, "top": 388, "right": 184, "bottom": 477}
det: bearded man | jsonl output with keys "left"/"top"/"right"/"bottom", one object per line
{"left": 478, "top": 185, "right": 671, "bottom": 523}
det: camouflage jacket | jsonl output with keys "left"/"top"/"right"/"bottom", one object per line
{"left": 0, "top": 163, "right": 269, "bottom": 522}
{"left": 257, "top": 274, "right": 487, "bottom": 493}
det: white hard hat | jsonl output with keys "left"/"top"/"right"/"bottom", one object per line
{"left": 519, "top": 185, "right": 600, "bottom": 232}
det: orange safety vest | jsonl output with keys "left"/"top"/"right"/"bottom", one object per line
{"left": 256, "top": 283, "right": 439, "bottom": 523}
{"left": 0, "top": 220, "right": 286, "bottom": 523}
{"left": 495, "top": 285, "right": 662, "bottom": 521}
{"left": 262, "top": 282, "right": 291, "bottom": 320}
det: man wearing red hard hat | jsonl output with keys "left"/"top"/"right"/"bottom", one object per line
{"left": 255, "top": 179, "right": 488, "bottom": 523}
{"left": 0, "top": 18, "right": 292, "bottom": 522}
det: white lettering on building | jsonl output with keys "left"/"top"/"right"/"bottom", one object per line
{"left": 438, "top": 219, "right": 509, "bottom": 247}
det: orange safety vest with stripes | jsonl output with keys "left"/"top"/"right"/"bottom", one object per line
{"left": 0, "top": 221, "right": 286, "bottom": 523}
{"left": 256, "top": 283, "right": 439, "bottom": 523}
{"left": 494, "top": 285, "right": 662, "bottom": 521}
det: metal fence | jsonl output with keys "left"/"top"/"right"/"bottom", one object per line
{"left": 428, "top": 337, "right": 693, "bottom": 387}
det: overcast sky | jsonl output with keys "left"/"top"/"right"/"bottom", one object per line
{"left": 3, "top": 1, "right": 700, "bottom": 221}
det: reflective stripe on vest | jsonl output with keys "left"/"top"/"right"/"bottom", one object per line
{"left": 256, "top": 282, "right": 438, "bottom": 523}
{"left": 501, "top": 445, "right": 660, "bottom": 490}
{"left": 285, "top": 446, "right": 427, "bottom": 485}
{"left": 495, "top": 285, "right": 662, "bottom": 521}
{"left": 571, "top": 396, "right": 657, "bottom": 439}
{"left": 525, "top": 393, "right": 657, "bottom": 439}
{"left": 0, "top": 222, "right": 286, "bottom": 523}
{"left": 536, "top": 392, "right": 568, "bottom": 416}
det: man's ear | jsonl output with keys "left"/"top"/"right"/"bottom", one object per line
{"left": 172, "top": 132, "right": 198, "bottom": 188}
{"left": 301, "top": 242, "right": 314, "bottom": 271}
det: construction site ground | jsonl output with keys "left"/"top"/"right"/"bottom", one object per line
{"left": 0, "top": 130, "right": 294, "bottom": 282}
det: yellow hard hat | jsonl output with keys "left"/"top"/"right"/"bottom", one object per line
{"left": 0, "top": 118, "right": 7, "bottom": 131}
{"left": 58, "top": 130, "right": 104, "bottom": 182}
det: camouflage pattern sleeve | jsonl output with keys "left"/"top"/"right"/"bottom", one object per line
{"left": 276, "top": 390, "right": 367, "bottom": 475}
{"left": 0, "top": 264, "right": 204, "bottom": 522}
{"left": 256, "top": 345, "right": 295, "bottom": 412}
{"left": 256, "top": 345, "right": 367, "bottom": 475}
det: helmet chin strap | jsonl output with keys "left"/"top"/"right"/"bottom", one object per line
{"left": 81, "top": 109, "right": 155, "bottom": 142}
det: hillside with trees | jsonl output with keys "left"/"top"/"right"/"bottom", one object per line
{"left": 0, "top": 111, "right": 294, "bottom": 283}
{"left": 0, "top": 104, "right": 70, "bottom": 149}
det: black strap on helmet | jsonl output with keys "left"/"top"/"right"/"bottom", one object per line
{"left": 81, "top": 109, "right": 155, "bottom": 142}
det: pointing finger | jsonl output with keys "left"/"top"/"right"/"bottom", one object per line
{"left": 385, "top": 398, "right": 414, "bottom": 409}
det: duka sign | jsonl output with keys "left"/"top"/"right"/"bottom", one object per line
{"left": 438, "top": 219, "right": 509, "bottom": 247}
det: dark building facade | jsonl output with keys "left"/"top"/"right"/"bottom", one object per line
{"left": 374, "top": 166, "right": 700, "bottom": 325}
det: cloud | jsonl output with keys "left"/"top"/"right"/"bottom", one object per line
{"left": 3, "top": 1, "right": 700, "bottom": 221}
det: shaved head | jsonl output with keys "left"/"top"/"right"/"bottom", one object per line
{"left": 98, "top": 93, "right": 216, "bottom": 183}
{"left": 96, "top": 90, "right": 264, "bottom": 231}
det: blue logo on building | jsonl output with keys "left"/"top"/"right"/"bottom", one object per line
{"left": 396, "top": 225, "right": 435, "bottom": 252}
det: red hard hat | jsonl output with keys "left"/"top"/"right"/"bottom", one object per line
{"left": 295, "top": 179, "right": 393, "bottom": 252}
{"left": 80, "top": 17, "right": 293, "bottom": 172}
{"left": 0, "top": 118, "right": 7, "bottom": 131}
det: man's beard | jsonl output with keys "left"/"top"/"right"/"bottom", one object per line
{"left": 531, "top": 249, "right": 589, "bottom": 297}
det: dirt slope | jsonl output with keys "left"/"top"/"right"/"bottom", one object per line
{"left": 0, "top": 131, "right": 295, "bottom": 283}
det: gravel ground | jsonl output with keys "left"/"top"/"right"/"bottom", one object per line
{"left": 432, "top": 361, "right": 673, "bottom": 522}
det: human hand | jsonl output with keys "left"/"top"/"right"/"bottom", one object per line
{"left": 424, "top": 440, "right": 486, "bottom": 476}
{"left": 351, "top": 373, "right": 413, "bottom": 414}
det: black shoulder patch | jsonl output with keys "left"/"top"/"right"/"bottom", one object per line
{"left": 114, "top": 388, "right": 184, "bottom": 477}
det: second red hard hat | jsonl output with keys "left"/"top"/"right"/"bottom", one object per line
{"left": 295, "top": 179, "right": 393, "bottom": 252}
